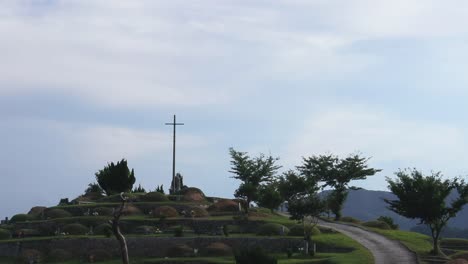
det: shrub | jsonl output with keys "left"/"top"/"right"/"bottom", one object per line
{"left": 182, "top": 187, "right": 205, "bottom": 202}
{"left": 93, "top": 207, "right": 113, "bottom": 216}
{"left": 234, "top": 247, "right": 277, "bottom": 264}
{"left": 63, "top": 223, "right": 88, "bottom": 235}
{"left": 362, "top": 220, "right": 391, "bottom": 230}
{"left": 94, "top": 223, "right": 112, "bottom": 237}
{"left": 135, "top": 225, "right": 155, "bottom": 235}
{"left": 188, "top": 206, "right": 209, "bottom": 217}
{"left": 174, "top": 225, "right": 184, "bottom": 237}
{"left": 45, "top": 208, "right": 72, "bottom": 219}
{"left": 122, "top": 204, "right": 142, "bottom": 216}
{"left": 17, "top": 229, "right": 40, "bottom": 237}
{"left": 152, "top": 206, "right": 179, "bottom": 218}
{"left": 47, "top": 249, "right": 72, "bottom": 262}
{"left": 202, "top": 242, "right": 232, "bottom": 256}
{"left": 208, "top": 200, "right": 239, "bottom": 212}
{"left": 27, "top": 206, "right": 46, "bottom": 217}
{"left": 0, "top": 228, "right": 11, "bottom": 240}
{"left": 98, "top": 192, "right": 141, "bottom": 202}
{"left": 10, "top": 214, "right": 36, "bottom": 223}
{"left": 288, "top": 224, "right": 321, "bottom": 237}
{"left": 377, "top": 216, "right": 399, "bottom": 230}
{"left": 257, "top": 223, "right": 289, "bottom": 236}
{"left": 141, "top": 192, "right": 169, "bottom": 202}
{"left": 166, "top": 244, "right": 193, "bottom": 257}
{"left": 20, "top": 249, "right": 43, "bottom": 263}
{"left": 340, "top": 216, "right": 361, "bottom": 224}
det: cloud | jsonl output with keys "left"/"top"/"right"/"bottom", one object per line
{"left": 286, "top": 106, "right": 467, "bottom": 175}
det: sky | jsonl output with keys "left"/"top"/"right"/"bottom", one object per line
{"left": 2, "top": 0, "right": 468, "bottom": 219}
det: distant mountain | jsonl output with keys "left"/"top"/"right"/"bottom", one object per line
{"left": 332, "top": 189, "right": 468, "bottom": 230}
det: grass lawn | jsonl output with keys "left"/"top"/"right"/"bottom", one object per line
{"left": 369, "top": 228, "right": 432, "bottom": 256}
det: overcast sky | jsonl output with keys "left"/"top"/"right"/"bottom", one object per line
{"left": 3, "top": 0, "right": 468, "bottom": 219}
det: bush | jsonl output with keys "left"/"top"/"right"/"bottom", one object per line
{"left": 10, "top": 214, "right": 36, "bottom": 223}
{"left": 377, "top": 216, "right": 399, "bottom": 230}
{"left": 47, "top": 249, "right": 72, "bottom": 262}
{"left": 27, "top": 206, "right": 46, "bottom": 216}
{"left": 174, "top": 225, "right": 184, "bottom": 237}
{"left": 362, "top": 220, "right": 391, "bottom": 230}
{"left": 188, "top": 206, "right": 210, "bottom": 217}
{"left": 166, "top": 244, "right": 193, "bottom": 257}
{"left": 202, "top": 242, "right": 232, "bottom": 256}
{"left": 141, "top": 192, "right": 169, "bottom": 202}
{"left": 98, "top": 192, "right": 141, "bottom": 202}
{"left": 63, "top": 223, "right": 88, "bottom": 235}
{"left": 0, "top": 228, "right": 11, "bottom": 240}
{"left": 122, "top": 204, "right": 142, "bottom": 216}
{"left": 135, "top": 225, "right": 155, "bottom": 235}
{"left": 93, "top": 207, "right": 114, "bottom": 216}
{"left": 45, "top": 208, "right": 72, "bottom": 219}
{"left": 288, "top": 224, "right": 321, "bottom": 237}
{"left": 17, "top": 229, "right": 40, "bottom": 237}
{"left": 234, "top": 247, "right": 277, "bottom": 264}
{"left": 257, "top": 223, "right": 289, "bottom": 236}
{"left": 340, "top": 216, "right": 361, "bottom": 223}
{"left": 208, "top": 200, "right": 239, "bottom": 212}
{"left": 182, "top": 187, "right": 205, "bottom": 202}
{"left": 94, "top": 223, "right": 112, "bottom": 237}
{"left": 152, "top": 206, "right": 179, "bottom": 218}
{"left": 20, "top": 249, "right": 43, "bottom": 263}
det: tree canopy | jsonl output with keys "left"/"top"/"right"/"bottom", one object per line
{"left": 298, "top": 153, "right": 380, "bottom": 220}
{"left": 385, "top": 169, "right": 468, "bottom": 255}
{"left": 95, "top": 159, "right": 136, "bottom": 196}
{"left": 229, "top": 148, "right": 281, "bottom": 212}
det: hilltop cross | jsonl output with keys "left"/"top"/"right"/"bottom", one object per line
{"left": 165, "top": 115, "right": 184, "bottom": 194}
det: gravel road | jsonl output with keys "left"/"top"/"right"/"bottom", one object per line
{"left": 318, "top": 220, "right": 418, "bottom": 264}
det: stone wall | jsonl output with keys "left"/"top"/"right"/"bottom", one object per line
{"left": 0, "top": 237, "right": 303, "bottom": 258}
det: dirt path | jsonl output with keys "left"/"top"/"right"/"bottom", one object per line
{"left": 318, "top": 220, "right": 418, "bottom": 264}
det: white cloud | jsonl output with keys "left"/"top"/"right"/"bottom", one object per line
{"left": 286, "top": 106, "right": 467, "bottom": 173}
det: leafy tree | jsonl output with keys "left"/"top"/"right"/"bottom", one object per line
{"left": 257, "top": 184, "right": 283, "bottom": 213}
{"left": 95, "top": 159, "right": 136, "bottom": 196}
{"left": 229, "top": 148, "right": 281, "bottom": 212}
{"left": 132, "top": 184, "right": 146, "bottom": 193}
{"left": 384, "top": 169, "right": 468, "bottom": 255}
{"left": 85, "top": 182, "right": 104, "bottom": 195}
{"left": 155, "top": 184, "right": 165, "bottom": 194}
{"left": 299, "top": 154, "right": 380, "bottom": 220}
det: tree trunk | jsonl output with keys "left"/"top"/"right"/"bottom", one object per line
{"left": 429, "top": 225, "right": 441, "bottom": 255}
{"left": 112, "top": 219, "right": 129, "bottom": 264}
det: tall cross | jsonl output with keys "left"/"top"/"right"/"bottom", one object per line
{"left": 165, "top": 115, "right": 184, "bottom": 193}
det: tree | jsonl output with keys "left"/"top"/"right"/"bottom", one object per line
{"left": 111, "top": 192, "right": 130, "bottom": 264}
{"left": 132, "top": 184, "right": 146, "bottom": 193}
{"left": 95, "top": 159, "right": 136, "bottom": 196}
{"left": 84, "top": 182, "right": 104, "bottom": 196}
{"left": 229, "top": 148, "right": 281, "bottom": 212}
{"left": 384, "top": 169, "right": 468, "bottom": 255}
{"left": 257, "top": 184, "right": 283, "bottom": 213}
{"left": 298, "top": 153, "right": 380, "bottom": 220}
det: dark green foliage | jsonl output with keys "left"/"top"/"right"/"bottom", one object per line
{"left": 208, "top": 199, "right": 239, "bottom": 212}
{"left": 9, "top": 214, "right": 36, "bottom": 223}
{"left": 84, "top": 182, "right": 104, "bottom": 199}
{"left": 223, "top": 224, "right": 229, "bottom": 237}
{"left": 132, "top": 184, "right": 146, "bottom": 193}
{"left": 155, "top": 184, "right": 165, "bottom": 194}
{"left": 385, "top": 169, "right": 468, "bottom": 255}
{"left": 93, "top": 207, "right": 114, "bottom": 216}
{"left": 277, "top": 170, "right": 311, "bottom": 202}
{"left": 45, "top": 208, "right": 72, "bottom": 219}
{"left": 288, "top": 225, "right": 321, "bottom": 236}
{"left": 174, "top": 225, "right": 184, "bottom": 237}
{"left": 63, "top": 223, "right": 88, "bottom": 235}
{"left": 94, "top": 223, "right": 112, "bottom": 237}
{"left": 229, "top": 148, "right": 281, "bottom": 212}
{"left": 326, "top": 188, "right": 348, "bottom": 221}
{"left": 257, "top": 223, "right": 289, "bottom": 236}
{"left": 135, "top": 225, "right": 155, "bottom": 235}
{"left": 47, "top": 249, "right": 72, "bottom": 262}
{"left": 87, "top": 249, "right": 112, "bottom": 262}
{"left": 0, "top": 228, "right": 11, "bottom": 240}
{"left": 288, "top": 194, "right": 324, "bottom": 221}
{"left": 234, "top": 247, "right": 277, "bottom": 264}
{"left": 377, "top": 216, "right": 399, "bottom": 230}
{"left": 141, "top": 191, "right": 168, "bottom": 202}
{"left": 189, "top": 206, "right": 209, "bottom": 217}
{"left": 257, "top": 184, "right": 283, "bottom": 212}
{"left": 299, "top": 153, "right": 380, "bottom": 220}
{"left": 95, "top": 159, "right": 136, "bottom": 196}
{"left": 362, "top": 220, "right": 391, "bottom": 230}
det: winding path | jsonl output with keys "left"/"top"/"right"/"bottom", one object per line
{"left": 318, "top": 220, "right": 418, "bottom": 264}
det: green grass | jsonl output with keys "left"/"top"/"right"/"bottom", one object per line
{"left": 369, "top": 228, "right": 432, "bottom": 256}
